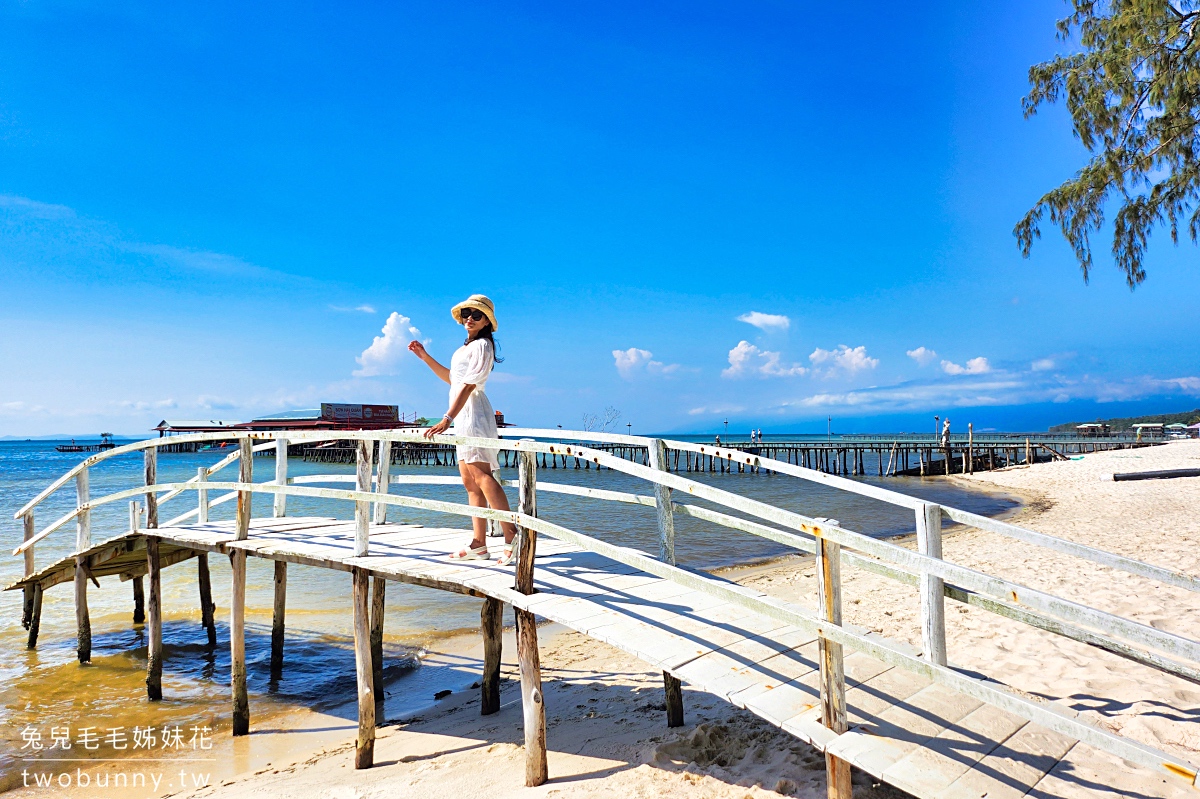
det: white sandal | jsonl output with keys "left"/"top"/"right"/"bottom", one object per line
{"left": 495, "top": 544, "right": 516, "bottom": 566}
{"left": 449, "top": 544, "right": 489, "bottom": 561}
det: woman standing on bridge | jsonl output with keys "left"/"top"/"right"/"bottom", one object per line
{"left": 408, "top": 294, "right": 519, "bottom": 563}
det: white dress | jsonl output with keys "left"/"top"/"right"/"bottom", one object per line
{"left": 449, "top": 338, "right": 500, "bottom": 469}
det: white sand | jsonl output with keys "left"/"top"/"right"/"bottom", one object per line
{"left": 38, "top": 440, "right": 1200, "bottom": 799}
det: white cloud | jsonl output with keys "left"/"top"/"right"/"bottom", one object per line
{"left": 810, "top": 345, "right": 878, "bottom": 375}
{"left": 117, "top": 398, "right": 178, "bottom": 412}
{"left": 354, "top": 312, "right": 424, "bottom": 377}
{"left": 0, "top": 194, "right": 75, "bottom": 219}
{"left": 196, "top": 395, "right": 238, "bottom": 411}
{"left": 906, "top": 347, "right": 938, "bottom": 366}
{"left": 722, "top": 341, "right": 807, "bottom": 378}
{"left": 331, "top": 304, "right": 377, "bottom": 314}
{"left": 613, "top": 348, "right": 680, "bottom": 378}
{"left": 1031, "top": 358, "right": 1055, "bottom": 372}
{"left": 941, "top": 357, "right": 991, "bottom": 376}
{"left": 736, "top": 311, "right": 790, "bottom": 332}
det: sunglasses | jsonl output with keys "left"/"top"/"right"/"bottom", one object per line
{"left": 459, "top": 309, "right": 486, "bottom": 322}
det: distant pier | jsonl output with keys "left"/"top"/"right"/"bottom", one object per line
{"left": 269, "top": 433, "right": 1156, "bottom": 478}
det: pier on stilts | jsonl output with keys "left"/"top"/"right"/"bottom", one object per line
{"left": 285, "top": 431, "right": 1156, "bottom": 479}
{"left": 9, "top": 429, "right": 1200, "bottom": 797}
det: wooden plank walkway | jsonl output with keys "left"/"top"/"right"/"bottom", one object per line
{"left": 9, "top": 515, "right": 1193, "bottom": 799}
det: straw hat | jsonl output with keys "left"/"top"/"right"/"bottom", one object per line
{"left": 450, "top": 294, "right": 498, "bottom": 331}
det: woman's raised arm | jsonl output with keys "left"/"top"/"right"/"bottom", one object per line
{"left": 408, "top": 340, "right": 451, "bottom": 384}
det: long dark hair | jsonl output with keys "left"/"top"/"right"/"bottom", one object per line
{"left": 466, "top": 322, "right": 503, "bottom": 364}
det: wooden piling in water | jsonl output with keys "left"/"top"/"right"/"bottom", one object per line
{"left": 199, "top": 554, "right": 216, "bottom": 646}
{"left": 370, "top": 575, "right": 386, "bottom": 719}
{"left": 75, "top": 469, "right": 91, "bottom": 664}
{"left": 146, "top": 536, "right": 163, "bottom": 700}
{"left": 133, "top": 576, "right": 145, "bottom": 625}
{"left": 231, "top": 437, "right": 252, "bottom": 736}
{"left": 270, "top": 560, "right": 286, "bottom": 674}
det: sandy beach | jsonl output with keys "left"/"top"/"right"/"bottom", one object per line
{"left": 19, "top": 440, "right": 1200, "bottom": 799}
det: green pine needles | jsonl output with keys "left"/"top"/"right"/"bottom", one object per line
{"left": 1017, "top": 1, "right": 1200, "bottom": 288}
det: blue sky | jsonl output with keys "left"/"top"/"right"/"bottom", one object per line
{"left": 2, "top": 1, "right": 1199, "bottom": 437}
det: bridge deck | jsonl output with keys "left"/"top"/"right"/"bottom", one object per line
{"left": 9, "top": 517, "right": 1191, "bottom": 799}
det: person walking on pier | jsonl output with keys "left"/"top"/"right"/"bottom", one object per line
{"left": 409, "top": 294, "right": 519, "bottom": 563}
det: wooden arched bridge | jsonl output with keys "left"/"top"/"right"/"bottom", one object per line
{"left": 9, "top": 429, "right": 1200, "bottom": 797}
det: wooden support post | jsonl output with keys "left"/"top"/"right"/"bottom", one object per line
{"left": 146, "top": 536, "right": 163, "bottom": 700}
{"left": 664, "top": 672, "right": 684, "bottom": 727}
{"left": 21, "top": 512, "right": 35, "bottom": 631}
{"left": 265, "top": 561, "right": 284, "bottom": 676}
{"left": 274, "top": 437, "right": 289, "bottom": 518}
{"left": 370, "top": 575, "right": 386, "bottom": 719}
{"left": 649, "top": 439, "right": 684, "bottom": 726}
{"left": 352, "top": 567, "right": 376, "bottom": 768}
{"left": 75, "top": 468, "right": 91, "bottom": 664}
{"left": 26, "top": 584, "right": 43, "bottom": 649}
{"left": 230, "top": 548, "right": 249, "bottom": 735}
{"left": 514, "top": 449, "right": 548, "bottom": 786}
{"left": 127, "top": 501, "right": 145, "bottom": 624}
{"left": 231, "top": 437, "right": 252, "bottom": 736}
{"left": 356, "top": 439, "right": 372, "bottom": 557}
{"left": 815, "top": 522, "right": 851, "bottom": 799}
{"left": 1025, "top": 437, "right": 1032, "bottom": 467}
{"left": 481, "top": 596, "right": 503, "bottom": 715}
{"left": 373, "top": 440, "right": 392, "bottom": 524}
{"left": 915, "top": 503, "right": 947, "bottom": 666}
{"left": 199, "top": 554, "right": 216, "bottom": 646}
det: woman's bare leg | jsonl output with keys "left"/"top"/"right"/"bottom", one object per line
{"left": 465, "top": 462, "right": 519, "bottom": 544}
{"left": 458, "top": 462, "right": 488, "bottom": 548}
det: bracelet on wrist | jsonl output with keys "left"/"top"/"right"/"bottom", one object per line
{"left": 442, "top": 413, "right": 454, "bottom": 423}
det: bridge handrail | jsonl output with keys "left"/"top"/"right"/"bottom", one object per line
{"left": 14, "top": 428, "right": 1200, "bottom": 599}
{"left": 16, "top": 434, "right": 1200, "bottom": 669}
{"left": 23, "top": 474, "right": 1198, "bottom": 784}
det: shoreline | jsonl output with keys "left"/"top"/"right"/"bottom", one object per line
{"left": 164, "top": 443, "right": 1200, "bottom": 797}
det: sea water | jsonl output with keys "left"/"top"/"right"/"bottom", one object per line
{"left": 0, "top": 440, "right": 1015, "bottom": 792}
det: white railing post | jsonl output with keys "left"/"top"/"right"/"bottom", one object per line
{"left": 274, "top": 437, "right": 289, "bottom": 518}
{"left": 648, "top": 439, "right": 675, "bottom": 565}
{"left": 76, "top": 468, "right": 91, "bottom": 551}
{"left": 235, "top": 437, "right": 252, "bottom": 540}
{"left": 197, "top": 467, "right": 209, "bottom": 524}
{"left": 355, "top": 439, "right": 372, "bottom": 556}
{"left": 815, "top": 518, "right": 851, "bottom": 799}
{"left": 916, "top": 502, "right": 948, "bottom": 666}
{"left": 144, "top": 449, "right": 158, "bottom": 529}
{"left": 373, "top": 440, "right": 392, "bottom": 524}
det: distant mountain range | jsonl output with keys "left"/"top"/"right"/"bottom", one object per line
{"left": 1049, "top": 408, "right": 1200, "bottom": 433}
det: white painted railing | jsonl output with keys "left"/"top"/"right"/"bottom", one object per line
{"left": 11, "top": 428, "right": 1200, "bottom": 789}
